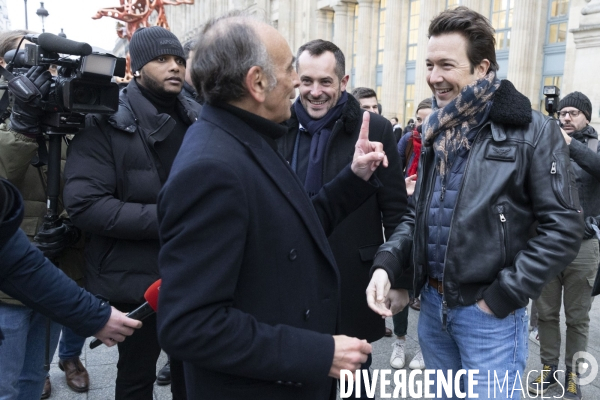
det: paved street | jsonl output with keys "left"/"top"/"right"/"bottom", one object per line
{"left": 48, "top": 299, "right": 600, "bottom": 399}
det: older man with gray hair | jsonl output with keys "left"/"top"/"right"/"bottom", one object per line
{"left": 155, "top": 11, "right": 394, "bottom": 400}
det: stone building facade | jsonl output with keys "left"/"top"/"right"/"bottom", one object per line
{"left": 165, "top": 0, "right": 599, "bottom": 130}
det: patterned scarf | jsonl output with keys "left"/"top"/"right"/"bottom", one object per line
{"left": 423, "top": 71, "right": 500, "bottom": 195}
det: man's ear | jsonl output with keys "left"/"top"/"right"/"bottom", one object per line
{"left": 476, "top": 59, "right": 491, "bottom": 78}
{"left": 244, "top": 66, "right": 269, "bottom": 104}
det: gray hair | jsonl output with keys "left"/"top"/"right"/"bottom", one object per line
{"left": 190, "top": 11, "right": 277, "bottom": 104}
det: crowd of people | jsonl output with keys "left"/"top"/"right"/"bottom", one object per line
{"left": 0, "top": 5, "right": 597, "bottom": 400}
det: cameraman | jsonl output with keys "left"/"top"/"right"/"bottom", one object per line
{"left": 63, "top": 27, "right": 201, "bottom": 400}
{"left": 0, "top": 30, "right": 91, "bottom": 399}
{"left": 530, "top": 91, "right": 600, "bottom": 399}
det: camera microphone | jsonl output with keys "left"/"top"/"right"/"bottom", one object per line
{"left": 36, "top": 33, "right": 92, "bottom": 56}
{"left": 89, "top": 279, "right": 161, "bottom": 349}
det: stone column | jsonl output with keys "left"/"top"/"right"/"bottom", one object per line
{"left": 506, "top": 1, "right": 546, "bottom": 101}
{"left": 380, "top": 0, "right": 403, "bottom": 118}
{"left": 461, "top": 0, "right": 488, "bottom": 15}
{"left": 315, "top": 8, "right": 334, "bottom": 41}
{"left": 571, "top": 0, "right": 600, "bottom": 130}
{"left": 333, "top": 1, "right": 351, "bottom": 65}
{"left": 278, "top": 0, "right": 294, "bottom": 49}
{"left": 414, "top": 0, "right": 442, "bottom": 103}
{"left": 356, "top": 0, "right": 376, "bottom": 88}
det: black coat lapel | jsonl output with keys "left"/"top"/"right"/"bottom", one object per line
{"left": 202, "top": 106, "right": 338, "bottom": 268}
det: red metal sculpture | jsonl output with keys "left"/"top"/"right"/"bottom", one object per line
{"left": 93, "top": 0, "right": 194, "bottom": 81}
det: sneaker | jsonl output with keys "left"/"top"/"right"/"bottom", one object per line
{"left": 408, "top": 350, "right": 425, "bottom": 369}
{"left": 564, "top": 368, "right": 582, "bottom": 399}
{"left": 529, "top": 327, "right": 539, "bottom": 344}
{"left": 390, "top": 340, "right": 406, "bottom": 369}
{"left": 528, "top": 364, "right": 558, "bottom": 395}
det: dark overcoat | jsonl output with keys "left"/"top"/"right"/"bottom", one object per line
{"left": 279, "top": 95, "right": 407, "bottom": 342}
{"left": 156, "top": 104, "right": 380, "bottom": 400}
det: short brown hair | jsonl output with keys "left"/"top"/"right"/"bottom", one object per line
{"left": 0, "top": 30, "right": 30, "bottom": 60}
{"left": 296, "top": 39, "right": 345, "bottom": 81}
{"left": 351, "top": 87, "right": 377, "bottom": 101}
{"left": 428, "top": 6, "right": 498, "bottom": 73}
{"left": 416, "top": 98, "right": 433, "bottom": 113}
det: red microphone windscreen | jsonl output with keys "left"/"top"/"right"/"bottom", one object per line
{"left": 144, "top": 279, "right": 161, "bottom": 311}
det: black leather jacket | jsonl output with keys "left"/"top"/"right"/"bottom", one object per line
{"left": 373, "top": 80, "right": 583, "bottom": 318}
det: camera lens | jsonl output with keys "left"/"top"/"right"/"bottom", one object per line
{"left": 73, "top": 86, "right": 99, "bottom": 105}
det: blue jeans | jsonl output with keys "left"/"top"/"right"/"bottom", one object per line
{"left": 58, "top": 326, "right": 86, "bottom": 360}
{"left": 418, "top": 283, "right": 528, "bottom": 399}
{"left": 0, "top": 303, "right": 61, "bottom": 400}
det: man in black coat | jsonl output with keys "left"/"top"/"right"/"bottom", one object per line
{"left": 277, "top": 40, "right": 407, "bottom": 397}
{"left": 63, "top": 27, "right": 201, "bottom": 399}
{"left": 156, "top": 13, "right": 392, "bottom": 400}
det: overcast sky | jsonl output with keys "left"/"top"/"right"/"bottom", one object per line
{"left": 6, "top": 0, "right": 121, "bottom": 53}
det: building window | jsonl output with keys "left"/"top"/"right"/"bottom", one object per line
{"left": 490, "top": 0, "right": 514, "bottom": 50}
{"left": 376, "top": 0, "right": 386, "bottom": 98}
{"left": 351, "top": 4, "right": 359, "bottom": 88}
{"left": 446, "top": 0, "right": 461, "bottom": 9}
{"left": 547, "top": 0, "right": 569, "bottom": 44}
{"left": 405, "top": 84, "right": 415, "bottom": 124}
{"left": 407, "top": 0, "right": 419, "bottom": 62}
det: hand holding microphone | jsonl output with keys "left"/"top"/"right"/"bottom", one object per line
{"left": 90, "top": 279, "right": 161, "bottom": 349}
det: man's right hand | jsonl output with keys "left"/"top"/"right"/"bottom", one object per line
{"left": 8, "top": 66, "right": 52, "bottom": 136}
{"left": 351, "top": 112, "right": 388, "bottom": 181}
{"left": 328, "top": 335, "right": 372, "bottom": 379}
{"left": 93, "top": 306, "right": 143, "bottom": 347}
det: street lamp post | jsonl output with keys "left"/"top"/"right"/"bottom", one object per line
{"left": 24, "top": 0, "right": 28, "bottom": 29}
{"left": 36, "top": 2, "right": 48, "bottom": 33}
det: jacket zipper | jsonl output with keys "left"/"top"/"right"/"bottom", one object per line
{"left": 416, "top": 147, "right": 436, "bottom": 297}
{"left": 497, "top": 204, "right": 508, "bottom": 269}
{"left": 550, "top": 161, "right": 557, "bottom": 174}
{"left": 440, "top": 124, "right": 487, "bottom": 330}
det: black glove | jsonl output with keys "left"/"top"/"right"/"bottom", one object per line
{"left": 33, "top": 216, "right": 80, "bottom": 259}
{"left": 583, "top": 216, "right": 599, "bottom": 240}
{"left": 7, "top": 66, "right": 53, "bottom": 136}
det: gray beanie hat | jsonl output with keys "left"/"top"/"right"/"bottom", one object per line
{"left": 129, "top": 26, "right": 185, "bottom": 73}
{"left": 558, "top": 91, "right": 592, "bottom": 121}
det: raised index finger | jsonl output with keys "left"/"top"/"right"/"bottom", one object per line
{"left": 359, "top": 111, "right": 370, "bottom": 142}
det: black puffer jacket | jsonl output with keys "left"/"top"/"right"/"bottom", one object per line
{"left": 373, "top": 80, "right": 583, "bottom": 318}
{"left": 64, "top": 80, "right": 201, "bottom": 304}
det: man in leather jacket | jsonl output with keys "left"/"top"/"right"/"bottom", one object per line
{"left": 366, "top": 7, "right": 583, "bottom": 399}
{"left": 529, "top": 91, "right": 600, "bottom": 399}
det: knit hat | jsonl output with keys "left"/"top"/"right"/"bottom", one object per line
{"left": 559, "top": 91, "right": 592, "bottom": 121}
{"left": 129, "top": 26, "right": 185, "bottom": 73}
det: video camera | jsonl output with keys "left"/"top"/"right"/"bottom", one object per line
{"left": 0, "top": 33, "right": 126, "bottom": 230}
{"left": 2, "top": 32, "right": 125, "bottom": 131}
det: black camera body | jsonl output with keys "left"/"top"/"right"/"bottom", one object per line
{"left": 4, "top": 33, "right": 125, "bottom": 131}
{"left": 542, "top": 85, "right": 564, "bottom": 127}
{"left": 543, "top": 85, "right": 560, "bottom": 117}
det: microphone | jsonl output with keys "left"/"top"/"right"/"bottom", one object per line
{"left": 36, "top": 33, "right": 93, "bottom": 56}
{"left": 89, "top": 279, "right": 161, "bottom": 349}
